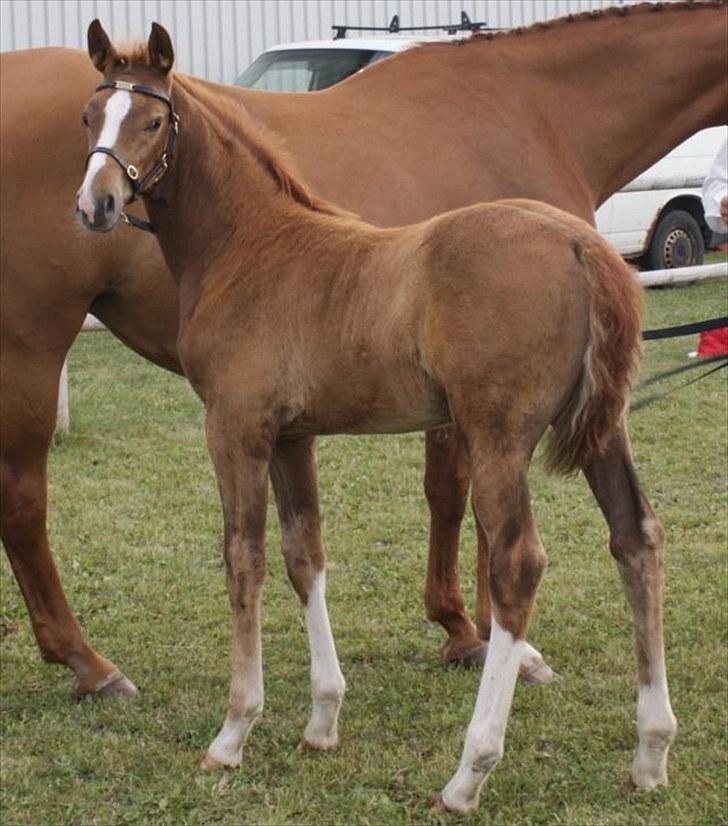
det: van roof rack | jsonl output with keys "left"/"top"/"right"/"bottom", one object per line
{"left": 332, "top": 11, "right": 492, "bottom": 40}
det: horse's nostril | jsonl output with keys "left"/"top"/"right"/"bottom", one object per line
{"left": 104, "top": 194, "right": 115, "bottom": 215}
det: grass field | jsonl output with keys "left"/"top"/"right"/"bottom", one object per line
{"left": 1, "top": 272, "right": 726, "bottom": 825}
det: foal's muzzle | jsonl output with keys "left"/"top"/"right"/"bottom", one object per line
{"left": 75, "top": 186, "right": 123, "bottom": 233}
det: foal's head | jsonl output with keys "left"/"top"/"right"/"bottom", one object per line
{"left": 76, "top": 20, "right": 177, "bottom": 232}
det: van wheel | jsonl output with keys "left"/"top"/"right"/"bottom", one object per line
{"left": 643, "top": 209, "right": 704, "bottom": 271}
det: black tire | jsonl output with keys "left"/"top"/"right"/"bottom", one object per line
{"left": 643, "top": 209, "right": 705, "bottom": 271}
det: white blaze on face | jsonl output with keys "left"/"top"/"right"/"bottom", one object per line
{"left": 77, "top": 91, "right": 132, "bottom": 219}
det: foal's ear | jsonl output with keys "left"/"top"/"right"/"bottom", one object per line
{"left": 148, "top": 23, "right": 175, "bottom": 75}
{"left": 87, "top": 19, "right": 117, "bottom": 73}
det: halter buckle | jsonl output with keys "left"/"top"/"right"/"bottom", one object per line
{"left": 126, "top": 164, "right": 139, "bottom": 181}
{"left": 114, "top": 80, "right": 136, "bottom": 92}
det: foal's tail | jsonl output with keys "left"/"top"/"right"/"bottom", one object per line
{"left": 544, "top": 235, "right": 642, "bottom": 475}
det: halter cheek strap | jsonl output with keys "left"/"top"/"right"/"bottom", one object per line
{"left": 85, "top": 79, "right": 180, "bottom": 233}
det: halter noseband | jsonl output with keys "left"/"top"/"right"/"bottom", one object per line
{"left": 86, "top": 79, "right": 180, "bottom": 233}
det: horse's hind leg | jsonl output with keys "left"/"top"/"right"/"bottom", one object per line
{"left": 584, "top": 420, "right": 676, "bottom": 788}
{"left": 269, "top": 436, "right": 345, "bottom": 750}
{"left": 441, "top": 433, "right": 546, "bottom": 813}
{"left": 1, "top": 347, "right": 136, "bottom": 697}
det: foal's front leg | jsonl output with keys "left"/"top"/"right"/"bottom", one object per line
{"left": 201, "top": 413, "right": 272, "bottom": 770}
{"left": 270, "top": 436, "right": 346, "bottom": 751}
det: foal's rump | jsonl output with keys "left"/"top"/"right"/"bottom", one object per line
{"left": 418, "top": 199, "right": 642, "bottom": 473}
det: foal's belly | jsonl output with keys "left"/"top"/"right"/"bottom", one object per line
{"left": 279, "top": 373, "right": 451, "bottom": 438}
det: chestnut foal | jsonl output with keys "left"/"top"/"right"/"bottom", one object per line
{"left": 75, "top": 22, "right": 676, "bottom": 812}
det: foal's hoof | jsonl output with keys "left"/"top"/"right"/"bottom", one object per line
{"left": 297, "top": 736, "right": 338, "bottom": 753}
{"left": 200, "top": 754, "right": 224, "bottom": 771}
{"left": 519, "top": 654, "right": 556, "bottom": 685}
{"left": 431, "top": 794, "right": 448, "bottom": 815}
{"left": 441, "top": 636, "right": 487, "bottom": 669}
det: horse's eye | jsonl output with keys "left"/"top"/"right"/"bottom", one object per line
{"left": 82, "top": 112, "right": 89, "bottom": 128}
{"left": 146, "top": 117, "right": 163, "bottom": 132}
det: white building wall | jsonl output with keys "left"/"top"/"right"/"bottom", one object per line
{"left": 1, "top": 0, "right": 631, "bottom": 83}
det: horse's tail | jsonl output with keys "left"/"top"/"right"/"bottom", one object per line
{"left": 544, "top": 237, "right": 642, "bottom": 475}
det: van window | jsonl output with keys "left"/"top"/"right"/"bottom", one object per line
{"left": 234, "top": 48, "right": 386, "bottom": 92}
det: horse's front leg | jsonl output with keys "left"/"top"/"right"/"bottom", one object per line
{"left": 201, "top": 409, "right": 272, "bottom": 770}
{"left": 270, "top": 436, "right": 345, "bottom": 751}
{"left": 584, "top": 420, "right": 677, "bottom": 788}
{"left": 424, "top": 426, "right": 484, "bottom": 665}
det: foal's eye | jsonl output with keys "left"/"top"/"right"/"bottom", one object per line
{"left": 146, "top": 117, "right": 163, "bottom": 132}
{"left": 81, "top": 113, "right": 89, "bottom": 128}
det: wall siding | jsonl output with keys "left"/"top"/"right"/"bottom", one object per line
{"left": 1, "top": 0, "right": 631, "bottom": 83}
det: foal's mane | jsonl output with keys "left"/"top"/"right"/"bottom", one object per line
{"left": 459, "top": 0, "right": 726, "bottom": 44}
{"left": 174, "top": 73, "right": 349, "bottom": 217}
{"left": 113, "top": 43, "right": 349, "bottom": 218}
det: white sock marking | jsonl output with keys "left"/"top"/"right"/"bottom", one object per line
{"left": 442, "top": 617, "right": 525, "bottom": 813}
{"left": 631, "top": 653, "right": 677, "bottom": 787}
{"left": 303, "top": 571, "right": 345, "bottom": 748}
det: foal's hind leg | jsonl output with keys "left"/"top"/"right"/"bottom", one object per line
{"left": 474, "top": 516, "right": 554, "bottom": 685}
{"left": 441, "top": 435, "right": 546, "bottom": 813}
{"left": 269, "top": 436, "right": 345, "bottom": 751}
{"left": 425, "top": 427, "right": 553, "bottom": 680}
{"left": 584, "top": 421, "right": 676, "bottom": 788}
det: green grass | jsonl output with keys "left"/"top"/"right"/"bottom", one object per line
{"left": 1, "top": 278, "right": 726, "bottom": 825}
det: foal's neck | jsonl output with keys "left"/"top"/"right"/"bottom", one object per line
{"left": 145, "top": 78, "right": 292, "bottom": 297}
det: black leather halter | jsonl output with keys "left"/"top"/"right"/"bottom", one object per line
{"left": 86, "top": 79, "right": 179, "bottom": 233}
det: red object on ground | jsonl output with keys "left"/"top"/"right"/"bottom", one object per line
{"left": 697, "top": 327, "right": 728, "bottom": 357}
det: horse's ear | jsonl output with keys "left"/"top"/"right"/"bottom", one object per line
{"left": 148, "top": 23, "right": 174, "bottom": 75}
{"left": 87, "top": 19, "right": 116, "bottom": 73}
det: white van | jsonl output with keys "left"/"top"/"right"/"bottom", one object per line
{"left": 235, "top": 39, "right": 727, "bottom": 269}
{"left": 595, "top": 127, "right": 727, "bottom": 269}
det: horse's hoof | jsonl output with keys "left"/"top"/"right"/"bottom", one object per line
{"left": 75, "top": 669, "right": 138, "bottom": 699}
{"left": 200, "top": 754, "right": 224, "bottom": 770}
{"left": 441, "top": 638, "right": 487, "bottom": 669}
{"left": 94, "top": 671, "right": 138, "bottom": 698}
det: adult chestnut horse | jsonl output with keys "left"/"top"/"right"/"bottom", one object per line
{"left": 1, "top": 2, "right": 726, "bottom": 697}
{"left": 75, "top": 22, "right": 672, "bottom": 813}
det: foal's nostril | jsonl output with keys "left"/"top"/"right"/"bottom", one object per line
{"left": 104, "top": 194, "right": 115, "bottom": 215}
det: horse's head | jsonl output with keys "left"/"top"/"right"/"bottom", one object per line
{"left": 76, "top": 20, "right": 177, "bottom": 232}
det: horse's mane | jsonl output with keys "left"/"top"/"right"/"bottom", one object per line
{"left": 112, "top": 43, "right": 351, "bottom": 218}
{"left": 458, "top": 0, "right": 726, "bottom": 44}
